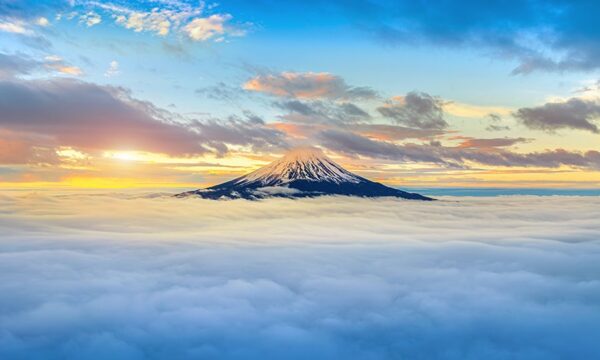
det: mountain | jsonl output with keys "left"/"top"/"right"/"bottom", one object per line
{"left": 176, "top": 147, "right": 432, "bottom": 200}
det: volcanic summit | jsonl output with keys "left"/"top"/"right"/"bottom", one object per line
{"left": 177, "top": 147, "right": 432, "bottom": 200}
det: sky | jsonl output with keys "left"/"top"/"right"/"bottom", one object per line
{"left": 1, "top": 0, "right": 600, "bottom": 189}
{"left": 1, "top": 193, "right": 599, "bottom": 359}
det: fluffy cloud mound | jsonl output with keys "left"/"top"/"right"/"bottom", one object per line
{"left": 0, "top": 193, "right": 599, "bottom": 359}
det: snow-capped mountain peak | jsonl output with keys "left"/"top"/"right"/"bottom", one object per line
{"left": 177, "top": 147, "right": 432, "bottom": 200}
{"left": 235, "top": 147, "right": 362, "bottom": 186}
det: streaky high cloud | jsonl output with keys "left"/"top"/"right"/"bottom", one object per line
{"left": 244, "top": 72, "right": 377, "bottom": 100}
{"left": 514, "top": 97, "right": 600, "bottom": 133}
{"left": 0, "top": 193, "right": 599, "bottom": 359}
{"left": 378, "top": 92, "right": 448, "bottom": 130}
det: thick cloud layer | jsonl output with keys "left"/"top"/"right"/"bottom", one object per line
{"left": 1, "top": 192, "right": 599, "bottom": 359}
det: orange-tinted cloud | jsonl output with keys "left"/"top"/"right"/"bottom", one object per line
{"left": 353, "top": 124, "right": 446, "bottom": 141}
{"left": 0, "top": 130, "right": 57, "bottom": 164}
{"left": 0, "top": 78, "right": 207, "bottom": 155}
{"left": 244, "top": 72, "right": 376, "bottom": 100}
{"left": 457, "top": 137, "right": 529, "bottom": 149}
{"left": 268, "top": 122, "right": 314, "bottom": 139}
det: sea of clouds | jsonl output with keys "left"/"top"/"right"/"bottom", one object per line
{"left": 0, "top": 192, "right": 599, "bottom": 359}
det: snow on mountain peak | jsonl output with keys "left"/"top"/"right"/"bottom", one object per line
{"left": 235, "top": 147, "right": 363, "bottom": 186}
{"left": 176, "top": 146, "right": 432, "bottom": 200}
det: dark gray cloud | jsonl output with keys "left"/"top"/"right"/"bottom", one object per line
{"left": 514, "top": 98, "right": 600, "bottom": 133}
{"left": 190, "top": 112, "right": 288, "bottom": 156}
{"left": 275, "top": 100, "right": 372, "bottom": 125}
{"left": 319, "top": 129, "right": 450, "bottom": 165}
{"left": 1, "top": 193, "right": 599, "bottom": 359}
{"left": 378, "top": 92, "right": 448, "bottom": 130}
{"left": 485, "top": 113, "right": 510, "bottom": 132}
{"left": 319, "top": 129, "right": 600, "bottom": 169}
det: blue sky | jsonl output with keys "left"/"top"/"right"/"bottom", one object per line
{"left": 1, "top": 0, "right": 600, "bottom": 188}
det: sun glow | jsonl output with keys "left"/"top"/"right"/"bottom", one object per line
{"left": 104, "top": 151, "right": 143, "bottom": 162}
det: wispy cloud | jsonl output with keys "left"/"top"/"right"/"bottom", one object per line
{"left": 43, "top": 55, "right": 83, "bottom": 76}
{"left": 79, "top": 11, "right": 102, "bottom": 27}
{"left": 88, "top": 1, "right": 246, "bottom": 42}
{"left": 0, "top": 53, "right": 82, "bottom": 78}
{"left": 104, "top": 60, "right": 119, "bottom": 77}
{"left": 0, "top": 20, "right": 32, "bottom": 35}
{"left": 244, "top": 72, "right": 377, "bottom": 100}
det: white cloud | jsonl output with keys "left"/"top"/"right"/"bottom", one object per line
{"left": 80, "top": 11, "right": 102, "bottom": 27}
{"left": 43, "top": 55, "right": 83, "bottom": 76}
{"left": 104, "top": 60, "right": 119, "bottom": 77}
{"left": 35, "top": 17, "right": 50, "bottom": 27}
{"left": 115, "top": 10, "right": 172, "bottom": 36}
{"left": 0, "top": 194, "right": 598, "bottom": 358}
{"left": 88, "top": 2, "right": 245, "bottom": 42}
{"left": 0, "top": 20, "right": 32, "bottom": 35}
{"left": 0, "top": 16, "right": 52, "bottom": 35}
{"left": 183, "top": 14, "right": 232, "bottom": 41}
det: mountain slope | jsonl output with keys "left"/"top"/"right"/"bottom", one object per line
{"left": 177, "top": 147, "right": 432, "bottom": 200}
